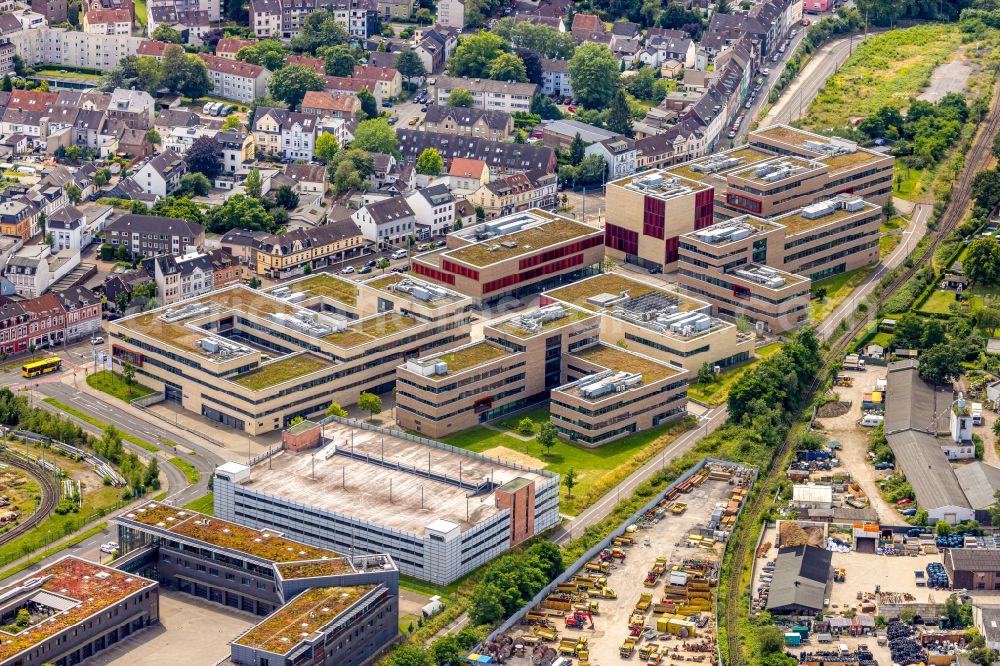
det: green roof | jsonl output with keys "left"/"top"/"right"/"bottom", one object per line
{"left": 446, "top": 219, "right": 599, "bottom": 267}
{"left": 230, "top": 354, "right": 330, "bottom": 390}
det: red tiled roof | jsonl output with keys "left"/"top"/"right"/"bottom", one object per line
{"left": 216, "top": 37, "right": 256, "bottom": 57}
{"left": 572, "top": 13, "right": 602, "bottom": 33}
{"left": 85, "top": 8, "right": 132, "bottom": 24}
{"left": 324, "top": 76, "right": 369, "bottom": 93}
{"left": 137, "top": 40, "right": 168, "bottom": 57}
{"left": 7, "top": 89, "right": 57, "bottom": 112}
{"left": 301, "top": 90, "right": 358, "bottom": 112}
{"left": 199, "top": 53, "right": 265, "bottom": 78}
{"left": 353, "top": 65, "right": 398, "bottom": 82}
{"left": 448, "top": 157, "right": 486, "bottom": 179}
{"left": 286, "top": 54, "right": 325, "bottom": 74}
{"left": 20, "top": 293, "right": 64, "bottom": 318}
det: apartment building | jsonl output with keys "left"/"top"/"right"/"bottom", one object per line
{"left": 0, "top": 197, "right": 39, "bottom": 241}
{"left": 436, "top": 0, "right": 463, "bottom": 28}
{"left": 412, "top": 210, "right": 603, "bottom": 305}
{"left": 216, "top": 36, "right": 256, "bottom": 58}
{"left": 352, "top": 64, "right": 401, "bottom": 100}
{"left": 6, "top": 27, "right": 144, "bottom": 70}
{"left": 82, "top": 7, "right": 133, "bottom": 34}
{"left": 540, "top": 58, "right": 572, "bottom": 99}
{"left": 211, "top": 417, "right": 558, "bottom": 584}
{"left": 252, "top": 106, "right": 316, "bottom": 160}
{"left": 0, "top": 557, "right": 157, "bottom": 666}
{"left": 469, "top": 169, "right": 557, "bottom": 220}
{"left": 421, "top": 105, "right": 512, "bottom": 140}
{"left": 353, "top": 195, "right": 416, "bottom": 247}
{"left": 396, "top": 129, "right": 556, "bottom": 175}
{"left": 151, "top": 248, "right": 243, "bottom": 305}
{"left": 105, "top": 214, "right": 205, "bottom": 257}
{"left": 603, "top": 170, "right": 715, "bottom": 273}
{"left": 432, "top": 76, "right": 537, "bottom": 113}
{"left": 106, "top": 275, "right": 473, "bottom": 434}
{"left": 199, "top": 53, "right": 272, "bottom": 105}
{"left": 252, "top": 220, "right": 365, "bottom": 279}
{"left": 249, "top": 0, "right": 378, "bottom": 40}
{"left": 116, "top": 501, "right": 399, "bottom": 666}
{"left": 108, "top": 88, "right": 155, "bottom": 130}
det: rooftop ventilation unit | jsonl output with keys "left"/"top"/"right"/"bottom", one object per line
{"left": 197, "top": 336, "right": 252, "bottom": 357}
{"left": 159, "top": 303, "right": 211, "bottom": 323}
{"left": 507, "top": 304, "right": 566, "bottom": 333}
{"left": 586, "top": 292, "right": 627, "bottom": 308}
{"left": 406, "top": 357, "right": 449, "bottom": 376}
{"left": 734, "top": 267, "right": 787, "bottom": 289}
{"left": 691, "top": 155, "right": 742, "bottom": 174}
{"left": 623, "top": 173, "right": 693, "bottom": 198}
{"left": 693, "top": 220, "right": 755, "bottom": 244}
{"left": 578, "top": 369, "right": 644, "bottom": 399}
{"left": 752, "top": 161, "right": 806, "bottom": 183}
{"left": 389, "top": 277, "right": 452, "bottom": 302}
{"left": 269, "top": 311, "right": 346, "bottom": 338}
{"left": 803, "top": 138, "right": 857, "bottom": 156}
{"left": 800, "top": 194, "right": 867, "bottom": 220}
{"left": 271, "top": 286, "right": 291, "bottom": 298}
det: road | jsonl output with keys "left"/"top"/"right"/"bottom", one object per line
{"left": 733, "top": 28, "right": 807, "bottom": 143}
{"left": 815, "top": 203, "right": 930, "bottom": 339}
{"left": 760, "top": 32, "right": 872, "bottom": 128}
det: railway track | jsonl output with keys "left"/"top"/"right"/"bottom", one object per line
{"left": 723, "top": 82, "right": 1000, "bottom": 666}
{"left": 0, "top": 452, "right": 61, "bottom": 548}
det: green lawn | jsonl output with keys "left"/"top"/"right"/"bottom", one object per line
{"left": 168, "top": 457, "right": 200, "bottom": 484}
{"left": 42, "top": 398, "right": 160, "bottom": 453}
{"left": 893, "top": 161, "right": 926, "bottom": 202}
{"left": 133, "top": 0, "right": 147, "bottom": 26}
{"left": 497, "top": 406, "right": 553, "bottom": 435}
{"left": 86, "top": 371, "right": 155, "bottom": 403}
{"left": 880, "top": 234, "right": 902, "bottom": 258}
{"left": 441, "top": 416, "right": 695, "bottom": 515}
{"left": 809, "top": 266, "right": 875, "bottom": 323}
{"left": 918, "top": 289, "right": 965, "bottom": 315}
{"left": 688, "top": 343, "right": 783, "bottom": 407}
{"left": 870, "top": 332, "right": 893, "bottom": 348}
{"left": 183, "top": 493, "right": 214, "bottom": 515}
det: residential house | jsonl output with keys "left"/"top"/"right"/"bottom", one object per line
{"left": 405, "top": 183, "right": 455, "bottom": 238}
{"left": 377, "top": 0, "right": 414, "bottom": 20}
{"left": 215, "top": 129, "right": 253, "bottom": 175}
{"left": 0, "top": 197, "right": 39, "bottom": 241}
{"left": 300, "top": 90, "right": 359, "bottom": 118}
{"left": 539, "top": 118, "right": 617, "bottom": 150}
{"left": 353, "top": 65, "right": 402, "bottom": 100}
{"left": 220, "top": 228, "right": 269, "bottom": 264}
{"left": 284, "top": 163, "right": 325, "bottom": 195}
{"left": 55, "top": 286, "right": 102, "bottom": 340}
{"left": 469, "top": 168, "right": 557, "bottom": 219}
{"left": 514, "top": 13, "right": 563, "bottom": 30}
{"left": 571, "top": 13, "right": 603, "bottom": 41}
{"left": 20, "top": 294, "right": 68, "bottom": 348}
{"left": 46, "top": 205, "right": 85, "bottom": 251}
{"left": 136, "top": 39, "right": 169, "bottom": 59}
{"left": 105, "top": 214, "right": 205, "bottom": 257}
{"left": 133, "top": 149, "right": 186, "bottom": 198}
{"left": 421, "top": 105, "right": 512, "bottom": 140}
{"left": 448, "top": 157, "right": 489, "bottom": 191}
{"left": 586, "top": 135, "right": 637, "bottom": 180}
{"left": 396, "top": 129, "right": 556, "bottom": 174}
{"left": 251, "top": 219, "right": 364, "bottom": 278}
{"left": 199, "top": 54, "right": 273, "bottom": 104}
{"left": 353, "top": 195, "right": 416, "bottom": 246}
{"left": 285, "top": 54, "right": 325, "bottom": 74}
{"left": 152, "top": 248, "right": 243, "bottom": 305}
{"left": 4, "top": 245, "right": 79, "bottom": 298}
{"left": 436, "top": 0, "right": 463, "bottom": 28}
{"left": 540, "top": 58, "right": 572, "bottom": 99}
{"left": 82, "top": 8, "right": 132, "bottom": 34}
{"left": 107, "top": 88, "right": 155, "bottom": 130}
{"left": 32, "top": 0, "right": 67, "bottom": 23}
{"left": 432, "top": 77, "right": 537, "bottom": 113}
{"left": 216, "top": 37, "right": 256, "bottom": 59}
{"left": 252, "top": 107, "right": 316, "bottom": 160}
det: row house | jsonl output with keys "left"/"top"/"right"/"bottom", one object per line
{"left": 251, "top": 219, "right": 364, "bottom": 278}
{"left": 421, "top": 105, "right": 512, "bottom": 140}
{"left": 0, "top": 197, "right": 39, "bottom": 241}
{"left": 396, "top": 129, "right": 556, "bottom": 174}
{"left": 198, "top": 54, "right": 272, "bottom": 105}
{"left": 251, "top": 107, "right": 316, "bottom": 160}
{"left": 469, "top": 168, "right": 557, "bottom": 219}
{"left": 0, "top": 287, "right": 100, "bottom": 353}
{"left": 105, "top": 214, "right": 205, "bottom": 257}
{"left": 353, "top": 195, "right": 415, "bottom": 247}
{"left": 4, "top": 244, "right": 80, "bottom": 298}
{"left": 150, "top": 247, "right": 243, "bottom": 305}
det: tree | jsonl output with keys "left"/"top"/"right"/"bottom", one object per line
{"left": 386, "top": 645, "right": 430, "bottom": 666}
{"left": 569, "top": 43, "right": 620, "bottom": 109}
{"left": 237, "top": 39, "right": 287, "bottom": 71}
{"left": 468, "top": 582, "right": 506, "bottom": 626}
{"left": 134, "top": 56, "right": 162, "bottom": 92}
{"left": 65, "top": 183, "right": 81, "bottom": 205}
{"left": 537, "top": 421, "right": 558, "bottom": 456}
{"left": 207, "top": 194, "right": 275, "bottom": 233}
{"left": 517, "top": 417, "right": 534, "bottom": 436}
{"left": 967, "top": 237, "right": 1000, "bottom": 286}
{"left": 352, "top": 118, "right": 398, "bottom": 155}
{"left": 415, "top": 148, "right": 444, "bottom": 175}
{"left": 563, "top": 467, "right": 577, "bottom": 498}
{"left": 979, "top": 307, "right": 1000, "bottom": 335}
{"left": 574, "top": 154, "right": 607, "bottom": 186}
{"left": 992, "top": 132, "right": 1000, "bottom": 161}
{"left": 306, "top": 133, "right": 337, "bottom": 166}
{"left": 855, "top": 0, "right": 905, "bottom": 26}
{"left": 178, "top": 172, "right": 211, "bottom": 196}
{"left": 270, "top": 64, "right": 325, "bottom": 110}
{"left": 569, "top": 132, "right": 586, "bottom": 166}
{"left": 290, "top": 9, "right": 350, "bottom": 54}
{"left": 144, "top": 457, "right": 160, "bottom": 489}
{"left": 447, "top": 87, "right": 474, "bottom": 108}
{"left": 447, "top": 32, "right": 508, "bottom": 78}
{"left": 531, "top": 94, "right": 562, "bottom": 120}
{"left": 917, "top": 343, "right": 963, "bottom": 385}
{"left": 972, "top": 168, "right": 1000, "bottom": 214}
{"left": 394, "top": 50, "right": 427, "bottom": 84}
{"left": 326, "top": 402, "right": 348, "bottom": 418}
{"left": 922, "top": 320, "right": 946, "bottom": 348}
{"left": 320, "top": 45, "right": 356, "bottom": 77}
{"left": 222, "top": 114, "right": 241, "bottom": 131}
{"left": 358, "top": 88, "right": 379, "bottom": 119}
{"left": 121, "top": 361, "right": 136, "bottom": 395}
{"left": 145, "top": 128, "right": 161, "bottom": 148}
{"left": 244, "top": 168, "right": 262, "bottom": 199}
{"left": 488, "top": 53, "right": 527, "bottom": 82}
{"left": 186, "top": 136, "right": 223, "bottom": 179}
{"left": 607, "top": 87, "right": 633, "bottom": 137}
{"left": 891, "top": 313, "right": 925, "bottom": 349}
{"left": 224, "top": 0, "right": 247, "bottom": 21}
{"left": 430, "top": 636, "right": 462, "bottom": 666}
{"left": 94, "top": 169, "right": 108, "bottom": 190}
{"left": 274, "top": 185, "right": 299, "bottom": 210}
{"left": 696, "top": 362, "right": 715, "bottom": 385}
{"left": 377, "top": 258, "right": 390, "bottom": 272}
{"left": 504, "top": 21, "right": 576, "bottom": 60}
{"left": 883, "top": 197, "right": 895, "bottom": 221}
{"left": 151, "top": 24, "right": 184, "bottom": 43}
{"left": 1, "top": 75, "right": 11, "bottom": 92}
{"left": 358, "top": 392, "right": 382, "bottom": 420}
{"left": 178, "top": 55, "right": 212, "bottom": 99}
{"left": 516, "top": 48, "right": 543, "bottom": 85}
{"left": 248, "top": 276, "right": 261, "bottom": 289}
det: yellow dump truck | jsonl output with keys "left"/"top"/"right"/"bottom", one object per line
{"left": 672, "top": 502, "right": 687, "bottom": 514}
{"left": 639, "top": 643, "right": 660, "bottom": 659}
{"left": 635, "top": 592, "right": 653, "bottom": 612}
{"left": 535, "top": 627, "right": 558, "bottom": 641}
{"left": 620, "top": 637, "right": 638, "bottom": 658}
{"left": 559, "top": 639, "right": 582, "bottom": 656}
{"left": 652, "top": 558, "right": 667, "bottom": 575}
{"left": 656, "top": 616, "right": 697, "bottom": 637}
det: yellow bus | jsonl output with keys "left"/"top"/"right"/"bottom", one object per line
{"left": 22, "top": 357, "right": 62, "bottom": 378}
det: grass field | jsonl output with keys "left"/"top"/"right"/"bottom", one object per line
{"left": 86, "top": 371, "right": 155, "bottom": 403}
{"left": 441, "top": 416, "right": 695, "bottom": 515}
{"left": 42, "top": 397, "right": 160, "bottom": 453}
{"left": 809, "top": 266, "right": 875, "bottom": 323}
{"left": 917, "top": 289, "right": 980, "bottom": 315}
{"left": 183, "top": 493, "right": 214, "bottom": 515}
{"left": 497, "top": 406, "right": 552, "bottom": 435}
{"left": 169, "top": 457, "right": 200, "bottom": 484}
{"left": 33, "top": 69, "right": 101, "bottom": 80}
{"left": 133, "top": 0, "right": 147, "bottom": 27}
{"left": 799, "top": 24, "right": 962, "bottom": 132}
{"left": 687, "top": 343, "right": 783, "bottom": 406}
{"left": 893, "top": 162, "right": 927, "bottom": 202}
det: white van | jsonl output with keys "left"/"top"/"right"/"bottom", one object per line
{"left": 860, "top": 414, "right": 884, "bottom": 427}
{"left": 391, "top": 249, "right": 408, "bottom": 260}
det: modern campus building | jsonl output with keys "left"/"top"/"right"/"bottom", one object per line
{"left": 211, "top": 420, "right": 560, "bottom": 585}
{"left": 116, "top": 501, "right": 399, "bottom": 666}
{"left": 605, "top": 124, "right": 893, "bottom": 275}
{"left": 106, "top": 274, "right": 473, "bottom": 434}
{"left": 676, "top": 194, "right": 881, "bottom": 332}
{"left": 411, "top": 210, "right": 604, "bottom": 306}
{"left": 0, "top": 556, "right": 158, "bottom": 666}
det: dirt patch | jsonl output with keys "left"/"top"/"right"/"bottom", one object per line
{"left": 481, "top": 446, "right": 547, "bottom": 469}
{"left": 779, "top": 521, "right": 824, "bottom": 547}
{"left": 817, "top": 401, "right": 851, "bottom": 418}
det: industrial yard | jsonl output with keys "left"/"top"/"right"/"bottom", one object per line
{"left": 478, "top": 462, "right": 754, "bottom": 665}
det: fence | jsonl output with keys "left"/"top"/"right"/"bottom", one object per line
{"left": 14, "top": 430, "right": 125, "bottom": 487}
{"left": 485, "top": 457, "right": 756, "bottom": 642}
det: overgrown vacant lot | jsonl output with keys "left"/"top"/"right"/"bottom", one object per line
{"left": 799, "top": 24, "right": 962, "bottom": 131}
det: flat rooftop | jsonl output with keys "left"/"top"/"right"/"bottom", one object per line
{"left": 425, "top": 341, "right": 512, "bottom": 374}
{"left": 0, "top": 557, "right": 155, "bottom": 662}
{"left": 752, "top": 124, "right": 833, "bottom": 150}
{"left": 121, "top": 502, "right": 338, "bottom": 562}
{"left": 274, "top": 559, "right": 355, "bottom": 580}
{"left": 752, "top": 125, "right": 883, "bottom": 167}
{"left": 775, "top": 200, "right": 879, "bottom": 235}
{"left": 230, "top": 353, "right": 332, "bottom": 391}
{"left": 609, "top": 170, "right": 709, "bottom": 198}
{"left": 818, "top": 149, "right": 887, "bottom": 173}
{"left": 323, "top": 313, "right": 420, "bottom": 349}
{"left": 234, "top": 585, "right": 374, "bottom": 655}
{"left": 544, "top": 272, "right": 705, "bottom": 314}
{"left": 277, "top": 273, "right": 358, "bottom": 307}
{"left": 569, "top": 343, "right": 681, "bottom": 385}
{"left": 682, "top": 216, "right": 780, "bottom": 245}
{"left": 728, "top": 263, "right": 808, "bottom": 288}
{"left": 362, "top": 274, "right": 468, "bottom": 309}
{"left": 666, "top": 146, "right": 774, "bottom": 184}
{"left": 446, "top": 216, "right": 599, "bottom": 267}
{"left": 731, "top": 156, "right": 822, "bottom": 185}
{"left": 241, "top": 422, "right": 550, "bottom": 534}
{"left": 493, "top": 304, "right": 595, "bottom": 338}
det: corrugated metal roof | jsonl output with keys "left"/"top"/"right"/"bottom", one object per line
{"left": 888, "top": 429, "right": 971, "bottom": 510}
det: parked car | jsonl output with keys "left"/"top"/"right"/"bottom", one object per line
{"left": 381, "top": 100, "right": 392, "bottom": 107}
{"left": 100, "top": 542, "right": 119, "bottom": 554}
{"left": 391, "top": 249, "right": 408, "bottom": 260}
{"left": 802, "top": 18, "right": 811, "bottom": 26}
{"left": 727, "top": 130, "right": 737, "bottom": 139}
{"left": 341, "top": 265, "right": 355, "bottom": 274}
{"left": 763, "top": 68, "right": 770, "bottom": 76}
{"left": 391, "top": 266, "right": 408, "bottom": 273}
{"left": 420, "top": 106, "right": 428, "bottom": 112}
{"left": 365, "top": 259, "right": 378, "bottom": 268}
{"left": 416, "top": 243, "right": 430, "bottom": 251}
{"left": 897, "top": 497, "right": 913, "bottom": 506}
{"left": 387, "top": 116, "right": 398, "bottom": 125}
{"left": 91, "top": 336, "right": 105, "bottom": 344}
{"left": 436, "top": 239, "right": 447, "bottom": 247}
{"left": 408, "top": 117, "right": 418, "bottom": 126}
{"left": 357, "top": 265, "right": 372, "bottom": 274}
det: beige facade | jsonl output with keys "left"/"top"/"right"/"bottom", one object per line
{"left": 412, "top": 209, "right": 604, "bottom": 305}
{"left": 108, "top": 275, "right": 473, "bottom": 435}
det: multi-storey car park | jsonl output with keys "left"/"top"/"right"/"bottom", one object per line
{"left": 211, "top": 420, "right": 560, "bottom": 585}
{"left": 676, "top": 195, "right": 882, "bottom": 332}
{"left": 0, "top": 556, "right": 158, "bottom": 666}
{"left": 106, "top": 274, "right": 473, "bottom": 434}
{"left": 397, "top": 290, "right": 692, "bottom": 445}
{"left": 604, "top": 124, "right": 893, "bottom": 275}
{"left": 411, "top": 210, "right": 605, "bottom": 306}
{"left": 115, "top": 501, "right": 398, "bottom": 666}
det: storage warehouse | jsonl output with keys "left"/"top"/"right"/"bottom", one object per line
{"left": 945, "top": 549, "right": 1000, "bottom": 591}
{"left": 766, "top": 544, "right": 832, "bottom": 615}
